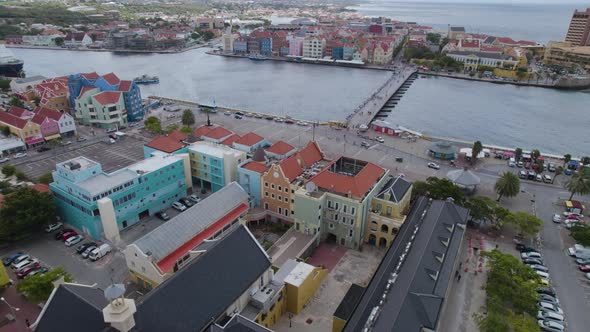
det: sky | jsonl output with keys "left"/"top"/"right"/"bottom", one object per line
{"left": 386, "top": 0, "right": 588, "bottom": 3}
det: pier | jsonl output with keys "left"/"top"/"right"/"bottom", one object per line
{"left": 346, "top": 66, "right": 417, "bottom": 129}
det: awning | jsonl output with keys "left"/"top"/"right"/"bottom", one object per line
{"left": 25, "top": 136, "right": 44, "bottom": 145}
{"left": 44, "top": 133, "right": 61, "bottom": 141}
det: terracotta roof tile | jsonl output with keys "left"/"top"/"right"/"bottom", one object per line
{"left": 0, "top": 111, "right": 28, "bottom": 129}
{"left": 78, "top": 86, "right": 96, "bottom": 98}
{"left": 203, "top": 126, "right": 232, "bottom": 140}
{"left": 92, "top": 91, "right": 122, "bottom": 105}
{"left": 31, "top": 107, "right": 61, "bottom": 125}
{"left": 167, "top": 130, "right": 188, "bottom": 142}
{"left": 7, "top": 106, "right": 31, "bottom": 118}
{"left": 221, "top": 134, "right": 241, "bottom": 146}
{"left": 102, "top": 72, "right": 120, "bottom": 86}
{"left": 146, "top": 135, "right": 185, "bottom": 153}
{"left": 235, "top": 132, "right": 264, "bottom": 147}
{"left": 299, "top": 141, "right": 324, "bottom": 166}
{"left": 265, "top": 141, "right": 295, "bottom": 156}
{"left": 118, "top": 80, "right": 132, "bottom": 91}
{"left": 241, "top": 161, "right": 269, "bottom": 174}
{"left": 193, "top": 125, "right": 212, "bottom": 138}
{"left": 278, "top": 154, "right": 304, "bottom": 181}
{"left": 309, "top": 157, "right": 385, "bottom": 197}
{"left": 81, "top": 72, "right": 99, "bottom": 80}
{"left": 32, "top": 184, "right": 51, "bottom": 193}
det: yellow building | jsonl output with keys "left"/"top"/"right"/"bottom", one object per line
{"left": 0, "top": 264, "right": 10, "bottom": 287}
{"left": 544, "top": 41, "right": 590, "bottom": 71}
{"left": 366, "top": 176, "right": 412, "bottom": 248}
{"left": 274, "top": 259, "right": 328, "bottom": 315}
{"left": 253, "top": 287, "right": 287, "bottom": 329}
{"left": 332, "top": 284, "right": 365, "bottom": 332}
{"left": 0, "top": 111, "right": 43, "bottom": 146}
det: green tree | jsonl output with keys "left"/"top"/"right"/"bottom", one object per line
{"left": 190, "top": 32, "right": 199, "bottom": 40}
{"left": 563, "top": 154, "right": 572, "bottom": 167}
{"left": 465, "top": 196, "right": 510, "bottom": 230}
{"left": 15, "top": 170, "right": 27, "bottom": 181}
{"left": 565, "top": 167, "right": 590, "bottom": 200}
{"left": 531, "top": 149, "right": 541, "bottom": 160}
{"left": 181, "top": 109, "right": 195, "bottom": 127}
{"left": 582, "top": 156, "right": 590, "bottom": 166}
{"left": 570, "top": 225, "right": 590, "bottom": 246}
{"left": 54, "top": 37, "right": 64, "bottom": 46}
{"left": 32, "top": 96, "right": 41, "bottom": 106}
{"left": 533, "top": 159, "right": 544, "bottom": 175}
{"left": 202, "top": 30, "right": 214, "bottom": 41}
{"left": 37, "top": 172, "right": 54, "bottom": 185}
{"left": 17, "top": 267, "right": 72, "bottom": 303}
{"left": 426, "top": 32, "right": 441, "bottom": 44}
{"left": 144, "top": 116, "right": 162, "bottom": 133}
{"left": 494, "top": 172, "right": 520, "bottom": 202}
{"left": 472, "top": 140, "right": 483, "bottom": 165}
{"left": 180, "top": 126, "right": 192, "bottom": 134}
{"left": 514, "top": 148, "right": 523, "bottom": 161}
{"left": 0, "top": 187, "right": 56, "bottom": 242}
{"left": 1, "top": 126, "right": 10, "bottom": 137}
{"left": 9, "top": 96, "right": 24, "bottom": 108}
{"left": 1, "top": 164, "right": 16, "bottom": 177}
{"left": 506, "top": 211, "right": 543, "bottom": 237}
{"left": 410, "top": 180, "right": 429, "bottom": 201}
{"left": 414, "top": 177, "right": 465, "bottom": 204}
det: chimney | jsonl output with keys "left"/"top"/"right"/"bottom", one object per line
{"left": 384, "top": 192, "right": 391, "bottom": 201}
{"left": 102, "top": 284, "right": 137, "bottom": 332}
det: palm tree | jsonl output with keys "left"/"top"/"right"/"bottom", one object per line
{"left": 564, "top": 154, "right": 572, "bottom": 167}
{"left": 565, "top": 168, "right": 590, "bottom": 200}
{"left": 472, "top": 140, "right": 483, "bottom": 165}
{"left": 495, "top": 172, "right": 520, "bottom": 202}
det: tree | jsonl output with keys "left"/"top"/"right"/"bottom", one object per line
{"left": 1, "top": 164, "right": 16, "bottom": 177}
{"left": 506, "top": 211, "right": 543, "bottom": 237}
{"left": 1, "top": 126, "right": 10, "bottom": 137}
{"left": 426, "top": 32, "right": 441, "bottom": 44}
{"left": 411, "top": 180, "right": 429, "bottom": 201}
{"left": 494, "top": 172, "right": 520, "bottom": 202}
{"left": 412, "top": 177, "right": 465, "bottom": 205}
{"left": 472, "top": 141, "right": 483, "bottom": 165}
{"left": 202, "top": 30, "right": 214, "bottom": 41}
{"left": 165, "top": 124, "right": 179, "bottom": 134}
{"left": 17, "top": 267, "right": 72, "bottom": 303}
{"left": 181, "top": 109, "right": 195, "bottom": 127}
{"left": 533, "top": 159, "right": 544, "bottom": 175}
{"left": 32, "top": 96, "right": 41, "bottom": 106}
{"left": 190, "top": 32, "right": 199, "bottom": 40}
{"left": 15, "top": 170, "right": 27, "bottom": 181}
{"left": 531, "top": 149, "right": 541, "bottom": 160}
{"left": 570, "top": 225, "right": 590, "bottom": 246}
{"left": 515, "top": 148, "right": 523, "bottom": 161}
{"left": 9, "top": 96, "right": 24, "bottom": 108}
{"left": 563, "top": 153, "right": 572, "bottom": 167}
{"left": 582, "top": 156, "right": 590, "bottom": 166}
{"left": 465, "top": 196, "right": 510, "bottom": 230}
{"left": 565, "top": 167, "right": 590, "bottom": 200}
{"left": 180, "top": 126, "right": 192, "bottom": 134}
{"left": 54, "top": 37, "right": 64, "bottom": 46}
{"left": 0, "top": 187, "right": 57, "bottom": 242}
{"left": 144, "top": 116, "right": 162, "bottom": 133}
{"left": 37, "top": 172, "right": 53, "bottom": 185}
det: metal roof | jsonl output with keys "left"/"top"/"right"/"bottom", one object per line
{"left": 376, "top": 176, "right": 412, "bottom": 202}
{"left": 446, "top": 169, "right": 481, "bottom": 186}
{"left": 132, "top": 182, "right": 248, "bottom": 262}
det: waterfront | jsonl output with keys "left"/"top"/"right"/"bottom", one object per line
{"left": 385, "top": 75, "right": 590, "bottom": 156}
{"left": 349, "top": 0, "right": 587, "bottom": 43}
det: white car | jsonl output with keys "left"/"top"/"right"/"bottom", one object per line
{"left": 375, "top": 136, "right": 385, "bottom": 143}
{"left": 535, "top": 270, "right": 550, "bottom": 279}
{"left": 274, "top": 117, "right": 284, "bottom": 123}
{"left": 188, "top": 194, "right": 201, "bottom": 203}
{"left": 537, "top": 310, "right": 564, "bottom": 323}
{"left": 296, "top": 121, "right": 308, "bottom": 126}
{"left": 224, "top": 111, "right": 231, "bottom": 116}
{"left": 65, "top": 235, "right": 84, "bottom": 247}
{"left": 537, "top": 319, "right": 565, "bottom": 331}
{"left": 539, "top": 302, "right": 563, "bottom": 315}
{"left": 172, "top": 202, "right": 187, "bottom": 211}
{"left": 14, "top": 152, "right": 27, "bottom": 158}
{"left": 45, "top": 222, "right": 63, "bottom": 233}
{"left": 552, "top": 214, "right": 561, "bottom": 223}
{"left": 0, "top": 157, "right": 9, "bottom": 163}
{"left": 521, "top": 251, "right": 542, "bottom": 259}
{"left": 427, "top": 162, "right": 440, "bottom": 170}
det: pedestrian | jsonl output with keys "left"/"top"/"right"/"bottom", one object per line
{"left": 26, "top": 319, "right": 30, "bottom": 327}
{"left": 455, "top": 270, "right": 459, "bottom": 278}
{"left": 457, "top": 274, "right": 461, "bottom": 282}
{"left": 459, "top": 262, "right": 462, "bottom": 269}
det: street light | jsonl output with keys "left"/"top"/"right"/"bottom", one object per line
{"left": 0, "top": 297, "right": 20, "bottom": 320}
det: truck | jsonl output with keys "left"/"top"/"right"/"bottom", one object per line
{"left": 89, "top": 244, "right": 112, "bottom": 261}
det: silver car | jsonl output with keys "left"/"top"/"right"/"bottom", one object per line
{"left": 537, "top": 319, "right": 565, "bottom": 332}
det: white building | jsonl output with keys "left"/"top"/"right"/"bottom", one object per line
{"left": 446, "top": 51, "right": 519, "bottom": 70}
{"left": 302, "top": 38, "right": 325, "bottom": 58}
{"left": 9, "top": 75, "right": 47, "bottom": 93}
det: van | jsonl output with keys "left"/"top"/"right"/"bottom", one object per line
{"left": 508, "top": 158, "right": 516, "bottom": 167}
{"left": 89, "top": 244, "right": 112, "bottom": 261}
{"left": 543, "top": 174, "right": 552, "bottom": 183}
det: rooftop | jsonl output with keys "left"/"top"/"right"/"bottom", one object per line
{"left": 235, "top": 132, "right": 264, "bottom": 147}
{"left": 145, "top": 135, "right": 185, "bottom": 153}
{"left": 77, "top": 169, "right": 137, "bottom": 196}
{"left": 92, "top": 91, "right": 122, "bottom": 105}
{"left": 58, "top": 156, "right": 99, "bottom": 172}
{"left": 273, "top": 259, "right": 315, "bottom": 287}
{"left": 265, "top": 140, "right": 296, "bottom": 156}
{"left": 375, "top": 176, "right": 412, "bottom": 203}
{"left": 447, "top": 50, "right": 516, "bottom": 60}
{"left": 189, "top": 141, "right": 243, "bottom": 159}
{"left": 241, "top": 161, "right": 269, "bottom": 174}
{"left": 127, "top": 152, "right": 183, "bottom": 174}
{"left": 333, "top": 284, "right": 365, "bottom": 321}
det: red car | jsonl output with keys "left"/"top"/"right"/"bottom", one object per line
{"left": 579, "top": 265, "right": 590, "bottom": 272}
{"left": 61, "top": 231, "right": 78, "bottom": 241}
{"left": 16, "top": 263, "right": 41, "bottom": 279}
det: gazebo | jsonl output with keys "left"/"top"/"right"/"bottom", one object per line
{"left": 429, "top": 142, "right": 457, "bottom": 160}
{"left": 447, "top": 168, "right": 481, "bottom": 194}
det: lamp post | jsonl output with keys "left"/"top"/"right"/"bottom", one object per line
{"left": 0, "top": 297, "right": 20, "bottom": 321}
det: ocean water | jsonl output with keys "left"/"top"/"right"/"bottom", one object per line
{"left": 348, "top": 0, "right": 589, "bottom": 43}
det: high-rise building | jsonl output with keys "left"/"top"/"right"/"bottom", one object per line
{"left": 565, "top": 8, "right": 590, "bottom": 46}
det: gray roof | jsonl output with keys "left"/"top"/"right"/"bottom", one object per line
{"left": 132, "top": 182, "right": 248, "bottom": 262}
{"left": 344, "top": 197, "right": 469, "bottom": 332}
{"left": 252, "top": 147, "right": 267, "bottom": 162}
{"left": 450, "top": 27, "right": 465, "bottom": 32}
{"left": 13, "top": 75, "right": 46, "bottom": 83}
{"left": 135, "top": 226, "right": 271, "bottom": 332}
{"left": 429, "top": 142, "right": 457, "bottom": 155}
{"left": 484, "top": 36, "right": 497, "bottom": 44}
{"left": 376, "top": 176, "right": 412, "bottom": 202}
{"left": 211, "top": 314, "right": 274, "bottom": 332}
{"left": 77, "top": 169, "right": 137, "bottom": 196}
{"left": 35, "top": 284, "right": 110, "bottom": 332}
{"left": 447, "top": 50, "right": 516, "bottom": 60}
{"left": 333, "top": 284, "right": 365, "bottom": 321}
{"left": 446, "top": 169, "right": 481, "bottom": 186}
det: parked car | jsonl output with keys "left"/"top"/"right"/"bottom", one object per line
{"left": 538, "top": 294, "right": 559, "bottom": 304}
{"left": 16, "top": 263, "right": 42, "bottom": 279}
{"left": 543, "top": 174, "right": 552, "bottom": 183}
{"left": 579, "top": 264, "right": 590, "bottom": 272}
{"left": 296, "top": 121, "right": 308, "bottom": 126}
{"left": 539, "top": 302, "right": 563, "bottom": 315}
{"left": 3, "top": 252, "right": 25, "bottom": 266}
{"left": 10, "top": 254, "right": 30, "bottom": 269}
{"left": 13, "top": 258, "right": 39, "bottom": 271}
{"left": 76, "top": 242, "right": 97, "bottom": 254}
{"left": 235, "top": 111, "right": 244, "bottom": 116}
{"left": 523, "top": 258, "right": 544, "bottom": 265}
{"left": 535, "top": 270, "right": 550, "bottom": 279}
{"left": 521, "top": 251, "right": 542, "bottom": 259}
{"left": 427, "top": 162, "right": 440, "bottom": 170}
{"left": 517, "top": 161, "right": 524, "bottom": 168}
{"left": 518, "top": 245, "right": 538, "bottom": 253}
{"left": 274, "top": 117, "right": 284, "bottom": 123}
{"left": 0, "top": 157, "right": 9, "bottom": 164}
{"left": 27, "top": 266, "right": 49, "bottom": 277}
{"left": 525, "top": 162, "right": 531, "bottom": 169}
{"left": 375, "top": 136, "right": 385, "bottom": 143}
{"left": 223, "top": 111, "right": 231, "bottom": 116}
{"left": 537, "top": 319, "right": 565, "bottom": 332}
{"left": 76, "top": 136, "right": 87, "bottom": 142}
{"left": 36, "top": 146, "right": 51, "bottom": 153}
{"left": 536, "top": 174, "right": 543, "bottom": 182}
{"left": 188, "top": 194, "right": 201, "bottom": 203}
{"left": 82, "top": 245, "right": 97, "bottom": 259}
{"left": 89, "top": 244, "right": 112, "bottom": 261}
{"left": 519, "top": 170, "right": 527, "bottom": 179}
{"left": 529, "top": 264, "right": 549, "bottom": 272}
{"left": 155, "top": 211, "right": 170, "bottom": 221}
{"left": 234, "top": 115, "right": 243, "bottom": 119}
{"left": 537, "top": 287, "right": 556, "bottom": 297}
{"left": 65, "top": 235, "right": 84, "bottom": 247}
{"left": 180, "top": 198, "right": 194, "bottom": 207}
{"left": 172, "top": 202, "right": 186, "bottom": 212}
{"left": 45, "top": 222, "right": 63, "bottom": 233}
{"left": 576, "top": 258, "right": 590, "bottom": 265}
{"left": 537, "top": 310, "right": 564, "bottom": 323}
{"left": 552, "top": 214, "right": 561, "bottom": 223}
{"left": 548, "top": 163, "right": 556, "bottom": 172}
{"left": 361, "top": 141, "right": 370, "bottom": 148}
{"left": 563, "top": 212, "right": 584, "bottom": 218}
{"left": 14, "top": 152, "right": 27, "bottom": 158}
{"left": 284, "top": 119, "right": 295, "bottom": 124}
{"left": 54, "top": 228, "right": 74, "bottom": 240}
{"left": 61, "top": 141, "right": 72, "bottom": 146}
{"left": 61, "top": 231, "right": 78, "bottom": 241}
{"left": 527, "top": 170, "right": 536, "bottom": 180}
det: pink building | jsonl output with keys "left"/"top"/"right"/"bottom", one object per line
{"left": 288, "top": 35, "right": 304, "bottom": 56}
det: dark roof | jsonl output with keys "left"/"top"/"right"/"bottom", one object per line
{"left": 333, "top": 284, "right": 365, "bottom": 321}
{"left": 134, "top": 225, "right": 271, "bottom": 332}
{"left": 212, "top": 314, "right": 273, "bottom": 332}
{"left": 447, "top": 50, "right": 516, "bottom": 60}
{"left": 343, "top": 198, "right": 468, "bottom": 332}
{"left": 35, "top": 284, "right": 109, "bottom": 332}
{"left": 376, "top": 176, "right": 412, "bottom": 202}
{"left": 450, "top": 27, "right": 465, "bottom": 32}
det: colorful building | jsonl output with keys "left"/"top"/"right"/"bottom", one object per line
{"left": 74, "top": 89, "right": 127, "bottom": 130}
{"left": 233, "top": 132, "right": 269, "bottom": 153}
{"left": 274, "top": 259, "right": 328, "bottom": 314}
{"left": 238, "top": 158, "right": 269, "bottom": 208}
{"left": 50, "top": 153, "right": 191, "bottom": 241}
{"left": 188, "top": 141, "right": 246, "bottom": 192}
{"left": 124, "top": 182, "right": 249, "bottom": 288}
{"left": 143, "top": 130, "right": 189, "bottom": 158}
{"left": 0, "top": 111, "right": 43, "bottom": 147}
{"left": 31, "top": 106, "right": 76, "bottom": 140}
{"left": 288, "top": 35, "right": 304, "bottom": 56}
{"left": 31, "top": 78, "right": 70, "bottom": 111}
{"left": 302, "top": 37, "right": 325, "bottom": 58}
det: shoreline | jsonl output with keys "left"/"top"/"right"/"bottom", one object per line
{"left": 4, "top": 43, "right": 209, "bottom": 54}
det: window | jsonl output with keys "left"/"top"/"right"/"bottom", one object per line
{"left": 335, "top": 202, "right": 339, "bottom": 210}
{"left": 265, "top": 191, "right": 269, "bottom": 197}
{"left": 278, "top": 195, "right": 282, "bottom": 201}
{"left": 264, "top": 202, "right": 268, "bottom": 209}
{"left": 284, "top": 210, "right": 288, "bottom": 216}
{"left": 351, "top": 207, "right": 356, "bottom": 215}
{"left": 285, "top": 197, "right": 288, "bottom": 203}
{"left": 343, "top": 205, "right": 347, "bottom": 213}
{"left": 349, "top": 229, "right": 354, "bottom": 237}
{"left": 329, "top": 223, "right": 334, "bottom": 229}
{"left": 278, "top": 185, "right": 282, "bottom": 191}
{"left": 271, "top": 184, "right": 275, "bottom": 189}
{"left": 271, "top": 193, "right": 275, "bottom": 199}
{"left": 334, "top": 214, "right": 339, "bottom": 221}
{"left": 386, "top": 206, "right": 392, "bottom": 216}
{"left": 291, "top": 210, "right": 294, "bottom": 215}
{"left": 328, "top": 200, "right": 332, "bottom": 208}
{"left": 278, "top": 207, "right": 282, "bottom": 214}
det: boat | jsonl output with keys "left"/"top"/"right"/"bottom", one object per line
{"left": 0, "top": 45, "right": 24, "bottom": 78}
{"left": 248, "top": 54, "right": 267, "bottom": 61}
{"left": 134, "top": 74, "right": 159, "bottom": 84}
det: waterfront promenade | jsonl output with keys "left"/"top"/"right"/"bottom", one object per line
{"left": 346, "top": 65, "right": 416, "bottom": 128}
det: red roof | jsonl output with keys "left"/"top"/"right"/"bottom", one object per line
{"left": 118, "top": 80, "right": 132, "bottom": 92}
{"left": 145, "top": 135, "right": 185, "bottom": 153}
{"left": 242, "top": 161, "right": 269, "bottom": 174}
{"left": 92, "top": 91, "right": 122, "bottom": 105}
{"left": 517, "top": 40, "right": 537, "bottom": 46}
{"left": 193, "top": 125, "right": 212, "bottom": 137}
{"left": 265, "top": 141, "right": 295, "bottom": 156}
{"left": 41, "top": 29, "right": 63, "bottom": 36}
{"left": 102, "top": 72, "right": 120, "bottom": 86}
{"left": 235, "top": 132, "right": 264, "bottom": 147}
{"left": 78, "top": 86, "right": 96, "bottom": 98}
{"left": 0, "top": 111, "right": 28, "bottom": 129}
{"left": 7, "top": 106, "right": 30, "bottom": 118}
{"left": 31, "top": 107, "right": 62, "bottom": 125}
{"left": 278, "top": 154, "right": 304, "bottom": 181}
{"left": 497, "top": 37, "right": 517, "bottom": 45}
{"left": 299, "top": 141, "right": 323, "bottom": 166}
{"left": 81, "top": 72, "right": 99, "bottom": 80}
{"left": 309, "top": 157, "right": 385, "bottom": 197}
{"left": 221, "top": 134, "right": 241, "bottom": 146}
{"left": 32, "top": 184, "right": 51, "bottom": 193}
{"left": 480, "top": 46, "right": 502, "bottom": 53}
{"left": 460, "top": 40, "right": 480, "bottom": 48}
{"left": 167, "top": 130, "right": 188, "bottom": 142}
{"left": 157, "top": 203, "right": 249, "bottom": 272}
{"left": 203, "top": 126, "right": 232, "bottom": 140}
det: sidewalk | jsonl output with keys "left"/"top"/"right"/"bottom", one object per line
{"left": 0, "top": 283, "right": 41, "bottom": 332}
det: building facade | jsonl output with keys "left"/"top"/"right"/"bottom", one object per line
{"left": 0, "top": 112, "right": 43, "bottom": 147}
{"left": 446, "top": 51, "right": 518, "bottom": 71}
{"left": 50, "top": 153, "right": 191, "bottom": 241}
{"left": 188, "top": 141, "right": 246, "bottom": 192}
{"left": 544, "top": 41, "right": 590, "bottom": 71}
{"left": 238, "top": 161, "right": 268, "bottom": 208}
{"left": 75, "top": 89, "right": 127, "bottom": 129}
{"left": 565, "top": 8, "right": 590, "bottom": 46}
{"left": 302, "top": 38, "right": 325, "bottom": 58}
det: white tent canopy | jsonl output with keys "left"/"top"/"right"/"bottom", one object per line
{"left": 460, "top": 147, "right": 485, "bottom": 159}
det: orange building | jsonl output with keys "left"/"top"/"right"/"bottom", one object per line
{"left": 260, "top": 141, "right": 324, "bottom": 223}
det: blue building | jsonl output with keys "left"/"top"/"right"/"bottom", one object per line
{"left": 332, "top": 47, "right": 344, "bottom": 60}
{"left": 68, "top": 72, "right": 144, "bottom": 123}
{"left": 260, "top": 37, "right": 273, "bottom": 55}
{"left": 50, "top": 153, "right": 190, "bottom": 240}
{"left": 188, "top": 141, "right": 246, "bottom": 193}
{"left": 233, "top": 39, "right": 248, "bottom": 54}
{"left": 343, "top": 46, "right": 355, "bottom": 60}
{"left": 237, "top": 160, "right": 268, "bottom": 208}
